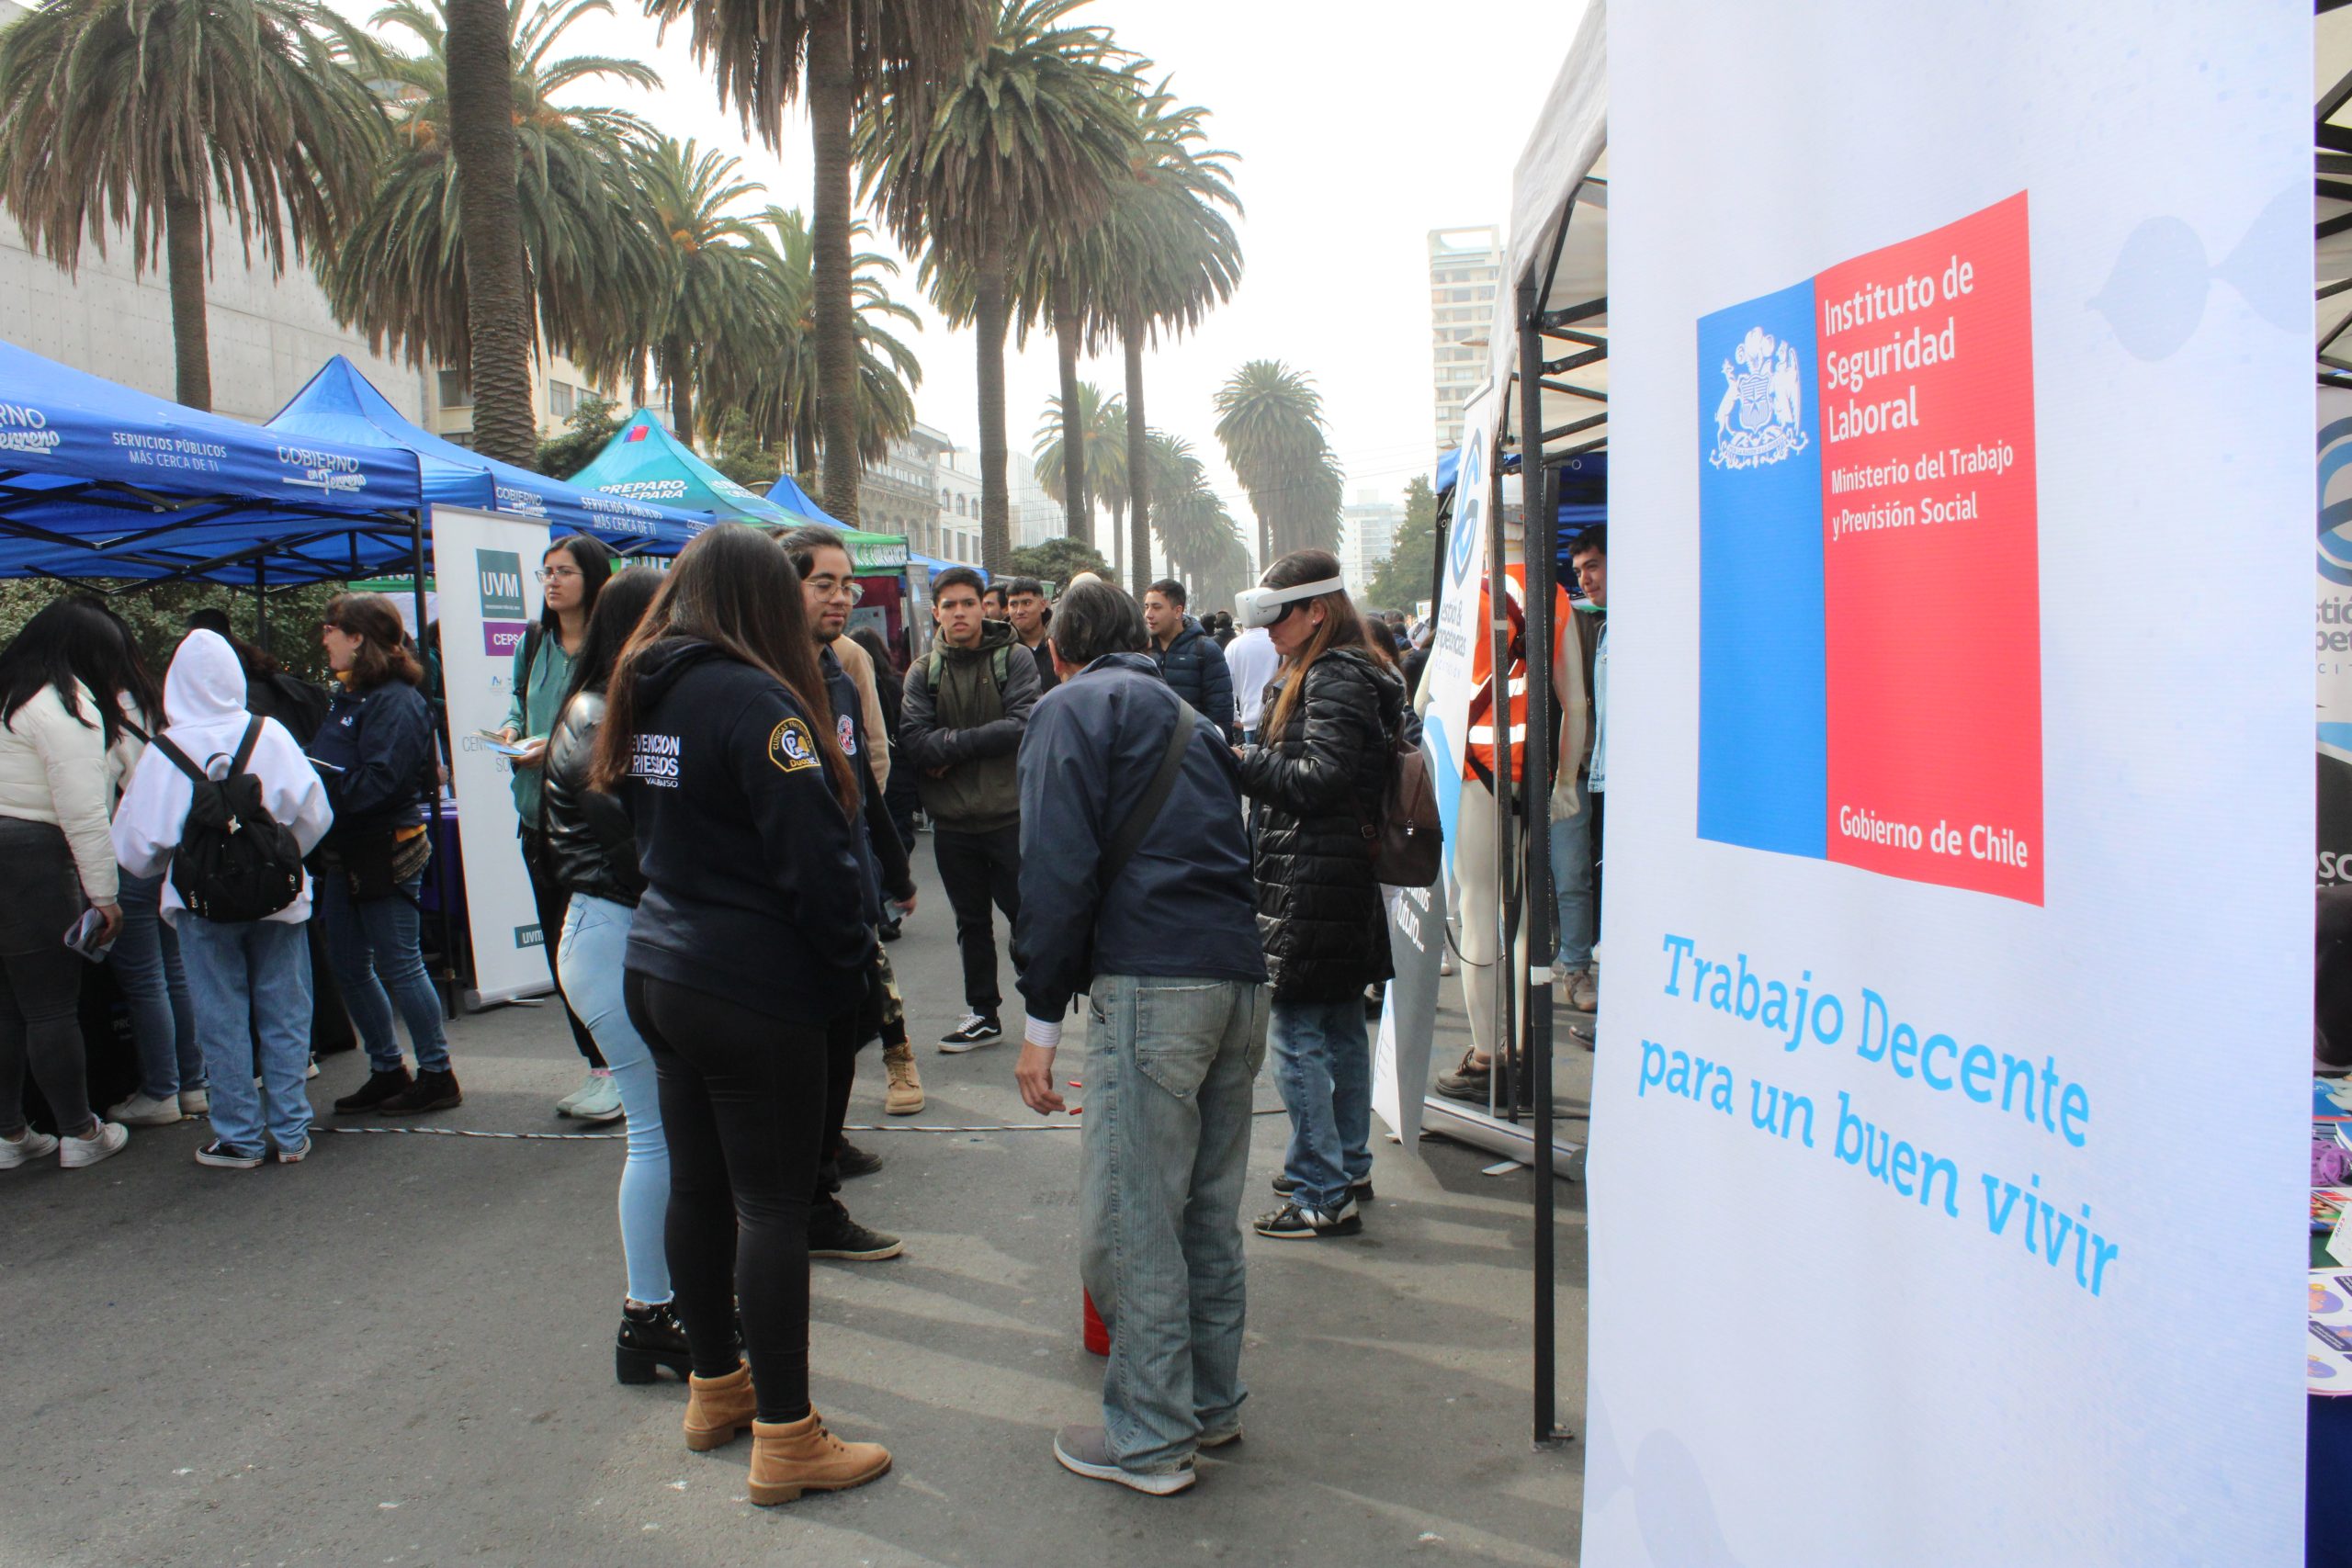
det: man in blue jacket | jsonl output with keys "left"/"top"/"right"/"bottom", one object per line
{"left": 1143, "top": 580, "right": 1237, "bottom": 744}
{"left": 1012, "top": 578, "right": 1269, "bottom": 1498}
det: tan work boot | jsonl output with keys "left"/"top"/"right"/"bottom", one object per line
{"left": 683, "top": 1363, "right": 756, "bottom": 1452}
{"left": 748, "top": 1409, "right": 892, "bottom": 1505}
{"left": 882, "top": 1043, "right": 925, "bottom": 1116}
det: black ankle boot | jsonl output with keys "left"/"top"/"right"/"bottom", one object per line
{"left": 333, "top": 1066, "right": 411, "bottom": 1114}
{"left": 615, "top": 1301, "right": 693, "bottom": 1384}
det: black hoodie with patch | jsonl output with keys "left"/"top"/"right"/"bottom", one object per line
{"left": 619, "top": 637, "right": 875, "bottom": 1020}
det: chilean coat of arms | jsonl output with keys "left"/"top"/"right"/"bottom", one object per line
{"left": 1710, "top": 326, "right": 1809, "bottom": 470}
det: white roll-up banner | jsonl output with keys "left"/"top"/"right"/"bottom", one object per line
{"left": 431, "top": 506, "right": 555, "bottom": 1008}
{"left": 1589, "top": 4, "right": 2310, "bottom": 1563}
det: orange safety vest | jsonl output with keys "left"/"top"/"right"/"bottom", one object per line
{"left": 1464, "top": 562, "right": 1571, "bottom": 785}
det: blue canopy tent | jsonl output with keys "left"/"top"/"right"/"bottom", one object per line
{"left": 0, "top": 337, "right": 437, "bottom": 588}
{"left": 267, "top": 356, "right": 713, "bottom": 556}
{"left": 571, "top": 410, "right": 801, "bottom": 527}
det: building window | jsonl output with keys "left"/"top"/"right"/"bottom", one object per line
{"left": 548, "top": 380, "right": 576, "bottom": 419}
{"left": 437, "top": 369, "right": 471, "bottom": 408}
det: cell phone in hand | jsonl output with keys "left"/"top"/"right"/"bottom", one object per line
{"left": 63, "top": 908, "right": 112, "bottom": 962}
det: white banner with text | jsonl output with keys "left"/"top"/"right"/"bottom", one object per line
{"left": 1589, "top": 4, "right": 2311, "bottom": 1563}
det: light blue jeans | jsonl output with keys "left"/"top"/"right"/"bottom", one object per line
{"left": 112, "top": 867, "right": 198, "bottom": 1100}
{"left": 1551, "top": 786, "right": 1598, "bottom": 971}
{"left": 178, "top": 916, "right": 313, "bottom": 1154}
{"left": 559, "top": 894, "right": 671, "bottom": 1306}
{"left": 314, "top": 871, "right": 448, "bottom": 1074}
{"left": 1270, "top": 997, "right": 1373, "bottom": 1213}
{"left": 1080, "top": 974, "right": 1268, "bottom": 1474}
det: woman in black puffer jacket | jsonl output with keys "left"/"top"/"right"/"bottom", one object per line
{"left": 1236, "top": 549, "right": 1403, "bottom": 1242}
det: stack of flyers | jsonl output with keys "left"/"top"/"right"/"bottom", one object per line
{"left": 2317, "top": 1189, "right": 2352, "bottom": 1234}
{"left": 2314, "top": 1271, "right": 2352, "bottom": 1395}
{"left": 2318, "top": 1077, "right": 2352, "bottom": 1121}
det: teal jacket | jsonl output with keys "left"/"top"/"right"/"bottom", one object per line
{"left": 505, "top": 626, "right": 576, "bottom": 834}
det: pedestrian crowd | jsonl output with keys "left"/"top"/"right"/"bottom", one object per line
{"left": 0, "top": 518, "right": 1562, "bottom": 1506}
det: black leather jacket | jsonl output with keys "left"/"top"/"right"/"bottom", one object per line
{"left": 540, "top": 688, "right": 645, "bottom": 908}
{"left": 1237, "top": 645, "right": 1402, "bottom": 1002}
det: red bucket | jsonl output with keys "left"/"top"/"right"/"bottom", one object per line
{"left": 1081, "top": 1289, "right": 1110, "bottom": 1357}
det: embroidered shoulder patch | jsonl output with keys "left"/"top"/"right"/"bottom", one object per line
{"left": 767, "top": 716, "right": 818, "bottom": 773}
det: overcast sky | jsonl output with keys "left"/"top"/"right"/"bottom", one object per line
{"left": 335, "top": 0, "right": 1589, "bottom": 521}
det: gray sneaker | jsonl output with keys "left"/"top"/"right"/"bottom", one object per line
{"left": 1052, "top": 1425, "right": 1196, "bottom": 1495}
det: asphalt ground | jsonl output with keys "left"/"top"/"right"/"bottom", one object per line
{"left": 0, "top": 848, "right": 1588, "bottom": 1568}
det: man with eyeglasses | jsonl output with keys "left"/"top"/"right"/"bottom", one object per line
{"left": 775, "top": 525, "right": 920, "bottom": 1261}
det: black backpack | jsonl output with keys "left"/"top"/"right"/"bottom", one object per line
{"left": 151, "top": 719, "right": 305, "bottom": 922}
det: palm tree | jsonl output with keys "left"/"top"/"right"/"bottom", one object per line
{"left": 0, "top": 0, "right": 384, "bottom": 411}
{"left": 443, "top": 0, "right": 535, "bottom": 462}
{"left": 1215, "top": 358, "right": 1329, "bottom": 568}
{"left": 740, "top": 206, "right": 922, "bottom": 476}
{"left": 643, "top": 0, "right": 984, "bottom": 524}
{"left": 1032, "top": 381, "right": 1121, "bottom": 545}
{"left": 858, "top": 0, "right": 1141, "bottom": 573}
{"left": 325, "top": 0, "right": 658, "bottom": 395}
{"left": 586, "top": 137, "right": 775, "bottom": 446}
{"left": 1091, "top": 85, "right": 1241, "bottom": 593}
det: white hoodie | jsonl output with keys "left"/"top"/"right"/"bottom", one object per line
{"left": 111, "top": 631, "right": 333, "bottom": 925}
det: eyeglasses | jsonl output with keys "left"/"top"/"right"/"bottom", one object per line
{"left": 534, "top": 566, "right": 582, "bottom": 583}
{"left": 805, "top": 576, "right": 864, "bottom": 604}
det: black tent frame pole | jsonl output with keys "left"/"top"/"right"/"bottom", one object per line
{"left": 1522, "top": 277, "right": 1567, "bottom": 1440}
{"left": 409, "top": 509, "right": 457, "bottom": 1021}
{"left": 253, "top": 560, "right": 268, "bottom": 653}
{"left": 1487, "top": 398, "right": 1517, "bottom": 1122}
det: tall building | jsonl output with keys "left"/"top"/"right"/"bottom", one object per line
{"left": 1340, "top": 486, "right": 1407, "bottom": 603}
{"left": 862, "top": 423, "right": 956, "bottom": 554}
{"left": 423, "top": 348, "right": 625, "bottom": 447}
{"left": 1428, "top": 225, "right": 1503, "bottom": 455}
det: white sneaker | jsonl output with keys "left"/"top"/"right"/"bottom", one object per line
{"left": 306, "top": 1055, "right": 320, "bottom": 1080}
{"left": 0, "top": 1129, "right": 59, "bottom": 1169}
{"left": 555, "top": 1069, "right": 604, "bottom": 1118}
{"left": 178, "top": 1087, "right": 209, "bottom": 1116}
{"left": 59, "top": 1121, "right": 130, "bottom": 1169}
{"left": 566, "top": 1071, "right": 624, "bottom": 1123}
{"left": 106, "top": 1091, "right": 183, "bottom": 1127}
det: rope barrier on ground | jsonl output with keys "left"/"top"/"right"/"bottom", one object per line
{"left": 312, "top": 1106, "right": 1290, "bottom": 1142}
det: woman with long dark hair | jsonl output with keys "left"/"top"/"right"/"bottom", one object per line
{"left": 93, "top": 605, "right": 204, "bottom": 1131}
{"left": 538, "top": 568, "right": 682, "bottom": 1382}
{"left": 0, "top": 598, "right": 153, "bottom": 1169}
{"left": 495, "top": 531, "right": 619, "bottom": 1121}
{"left": 311, "top": 592, "right": 457, "bottom": 1118}
{"left": 590, "top": 524, "right": 889, "bottom": 1504}
{"left": 1235, "top": 549, "right": 1404, "bottom": 1241}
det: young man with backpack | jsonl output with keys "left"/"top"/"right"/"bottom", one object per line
{"left": 112, "top": 630, "right": 332, "bottom": 1168}
{"left": 899, "top": 567, "right": 1041, "bottom": 1048}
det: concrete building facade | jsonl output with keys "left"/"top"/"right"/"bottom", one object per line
{"left": 1428, "top": 225, "right": 1503, "bottom": 457}
{"left": 1340, "top": 486, "right": 1407, "bottom": 603}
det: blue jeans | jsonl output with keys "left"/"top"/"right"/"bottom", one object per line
{"left": 1551, "top": 785, "right": 1598, "bottom": 971}
{"left": 314, "top": 872, "right": 448, "bottom": 1074}
{"left": 560, "top": 894, "right": 672, "bottom": 1306}
{"left": 1080, "top": 975, "right": 1268, "bottom": 1474}
{"left": 178, "top": 916, "right": 312, "bottom": 1153}
{"left": 1270, "top": 997, "right": 1373, "bottom": 1213}
{"left": 112, "top": 867, "right": 198, "bottom": 1099}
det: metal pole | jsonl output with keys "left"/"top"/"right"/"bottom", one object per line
{"left": 1487, "top": 404, "right": 1516, "bottom": 1122}
{"left": 253, "top": 560, "right": 268, "bottom": 653}
{"left": 1522, "top": 265, "right": 1574, "bottom": 1446}
{"left": 410, "top": 511, "right": 457, "bottom": 1021}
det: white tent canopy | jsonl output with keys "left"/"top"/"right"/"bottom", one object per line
{"left": 1476, "top": 3, "right": 1610, "bottom": 464}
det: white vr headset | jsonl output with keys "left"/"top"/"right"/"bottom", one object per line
{"left": 1233, "top": 576, "right": 1345, "bottom": 629}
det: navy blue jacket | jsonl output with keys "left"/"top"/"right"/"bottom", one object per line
{"left": 620, "top": 637, "right": 874, "bottom": 1020}
{"left": 1014, "top": 652, "right": 1266, "bottom": 1021}
{"left": 309, "top": 677, "right": 434, "bottom": 846}
{"left": 1154, "top": 615, "right": 1237, "bottom": 743}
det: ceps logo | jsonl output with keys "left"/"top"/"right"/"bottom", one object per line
{"left": 2322, "top": 412, "right": 2352, "bottom": 586}
{"left": 1449, "top": 441, "right": 1484, "bottom": 585}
